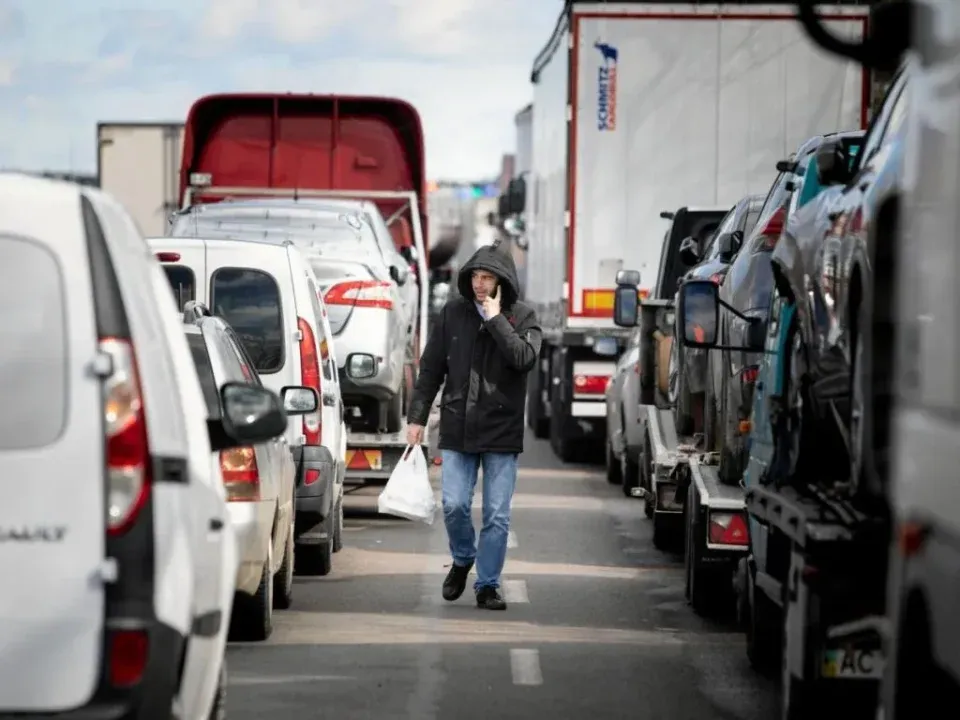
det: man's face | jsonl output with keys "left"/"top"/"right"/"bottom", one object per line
{"left": 472, "top": 270, "right": 497, "bottom": 301}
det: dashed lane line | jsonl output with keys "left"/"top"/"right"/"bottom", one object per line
{"left": 510, "top": 649, "right": 543, "bottom": 686}
{"left": 507, "top": 530, "right": 518, "bottom": 548}
{"left": 503, "top": 579, "right": 529, "bottom": 604}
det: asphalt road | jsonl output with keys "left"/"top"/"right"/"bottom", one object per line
{"left": 224, "top": 431, "right": 778, "bottom": 719}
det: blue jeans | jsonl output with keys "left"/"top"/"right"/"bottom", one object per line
{"left": 441, "top": 450, "right": 518, "bottom": 591}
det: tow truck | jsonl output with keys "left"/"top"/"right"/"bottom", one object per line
{"left": 614, "top": 273, "right": 749, "bottom": 616}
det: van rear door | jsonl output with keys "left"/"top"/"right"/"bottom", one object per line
{"left": 0, "top": 195, "right": 105, "bottom": 710}
{"left": 149, "top": 237, "right": 208, "bottom": 309}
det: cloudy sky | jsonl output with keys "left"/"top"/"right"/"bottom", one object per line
{"left": 0, "top": 0, "right": 559, "bottom": 180}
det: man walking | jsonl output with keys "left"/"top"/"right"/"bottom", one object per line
{"left": 406, "top": 240, "right": 541, "bottom": 610}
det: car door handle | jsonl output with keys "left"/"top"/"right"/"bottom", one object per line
{"left": 209, "top": 518, "right": 224, "bottom": 532}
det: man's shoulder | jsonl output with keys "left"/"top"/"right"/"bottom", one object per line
{"left": 506, "top": 301, "right": 538, "bottom": 326}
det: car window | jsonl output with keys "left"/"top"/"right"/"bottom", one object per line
{"left": 0, "top": 236, "right": 67, "bottom": 449}
{"left": 210, "top": 268, "right": 284, "bottom": 373}
{"left": 742, "top": 207, "right": 762, "bottom": 236}
{"left": 163, "top": 265, "right": 195, "bottom": 311}
{"left": 859, "top": 72, "right": 906, "bottom": 164}
{"left": 703, "top": 207, "right": 737, "bottom": 260}
{"left": 796, "top": 153, "right": 821, "bottom": 209}
{"left": 186, "top": 333, "right": 221, "bottom": 418}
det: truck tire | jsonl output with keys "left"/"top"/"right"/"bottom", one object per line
{"left": 230, "top": 545, "right": 273, "bottom": 642}
{"left": 640, "top": 428, "right": 654, "bottom": 516}
{"left": 745, "top": 566, "right": 781, "bottom": 676}
{"left": 526, "top": 358, "right": 550, "bottom": 439}
{"left": 684, "top": 482, "right": 726, "bottom": 617}
{"left": 621, "top": 453, "right": 639, "bottom": 497}
{"left": 652, "top": 511, "right": 671, "bottom": 551}
{"left": 669, "top": 341, "right": 694, "bottom": 436}
{"left": 295, "top": 513, "right": 334, "bottom": 577}
{"left": 605, "top": 439, "right": 622, "bottom": 484}
{"left": 385, "top": 387, "right": 404, "bottom": 433}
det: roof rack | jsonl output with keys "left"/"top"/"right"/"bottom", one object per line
{"left": 183, "top": 300, "right": 212, "bottom": 324}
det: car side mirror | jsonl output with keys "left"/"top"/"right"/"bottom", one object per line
{"left": 815, "top": 140, "right": 853, "bottom": 187}
{"left": 677, "top": 280, "right": 720, "bottom": 348}
{"left": 281, "top": 385, "right": 320, "bottom": 415}
{"left": 717, "top": 230, "right": 742, "bottom": 262}
{"left": 613, "top": 271, "right": 641, "bottom": 328}
{"left": 220, "top": 382, "right": 288, "bottom": 444}
{"left": 679, "top": 236, "right": 700, "bottom": 266}
{"left": 390, "top": 264, "right": 409, "bottom": 286}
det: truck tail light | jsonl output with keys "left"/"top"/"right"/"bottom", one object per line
{"left": 574, "top": 374, "right": 609, "bottom": 395}
{"left": 708, "top": 512, "right": 749, "bottom": 546}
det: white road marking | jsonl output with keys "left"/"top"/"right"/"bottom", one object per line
{"left": 503, "top": 579, "right": 529, "bottom": 603}
{"left": 510, "top": 648, "right": 543, "bottom": 686}
{"left": 507, "top": 530, "right": 518, "bottom": 548}
{"left": 228, "top": 674, "right": 355, "bottom": 686}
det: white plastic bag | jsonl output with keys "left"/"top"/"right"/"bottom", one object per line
{"left": 377, "top": 445, "right": 438, "bottom": 524}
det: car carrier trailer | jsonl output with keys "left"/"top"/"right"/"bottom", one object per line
{"left": 615, "top": 279, "right": 749, "bottom": 616}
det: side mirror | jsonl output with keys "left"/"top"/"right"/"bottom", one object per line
{"left": 613, "top": 282, "right": 640, "bottom": 327}
{"left": 346, "top": 352, "right": 378, "bottom": 379}
{"left": 507, "top": 177, "right": 526, "bottom": 214}
{"left": 717, "top": 230, "right": 742, "bottom": 262}
{"left": 615, "top": 269, "right": 641, "bottom": 287}
{"left": 281, "top": 385, "right": 320, "bottom": 415}
{"left": 220, "top": 382, "right": 288, "bottom": 444}
{"left": 389, "top": 264, "right": 409, "bottom": 286}
{"left": 679, "top": 236, "right": 700, "bottom": 266}
{"left": 677, "top": 280, "right": 720, "bottom": 348}
{"left": 815, "top": 140, "right": 853, "bottom": 186}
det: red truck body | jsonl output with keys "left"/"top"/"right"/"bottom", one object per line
{"left": 178, "top": 93, "right": 430, "bottom": 262}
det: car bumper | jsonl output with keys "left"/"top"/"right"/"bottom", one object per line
{"left": 228, "top": 500, "right": 272, "bottom": 595}
{"left": 292, "top": 444, "right": 337, "bottom": 543}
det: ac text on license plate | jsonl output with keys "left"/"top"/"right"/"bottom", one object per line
{"left": 821, "top": 648, "right": 883, "bottom": 680}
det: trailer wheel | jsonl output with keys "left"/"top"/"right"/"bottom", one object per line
{"left": 640, "top": 429, "right": 653, "bottom": 517}
{"left": 684, "top": 482, "right": 723, "bottom": 616}
{"left": 745, "top": 565, "right": 781, "bottom": 676}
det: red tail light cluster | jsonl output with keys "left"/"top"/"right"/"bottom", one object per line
{"left": 220, "top": 446, "right": 260, "bottom": 501}
{"left": 741, "top": 365, "right": 759, "bottom": 384}
{"left": 324, "top": 280, "right": 394, "bottom": 310}
{"left": 298, "top": 317, "right": 322, "bottom": 446}
{"left": 756, "top": 206, "right": 786, "bottom": 250}
{"left": 574, "top": 374, "right": 609, "bottom": 395}
{"left": 100, "top": 338, "right": 151, "bottom": 536}
{"left": 708, "top": 512, "right": 749, "bottom": 546}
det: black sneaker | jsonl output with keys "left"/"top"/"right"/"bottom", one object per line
{"left": 442, "top": 562, "right": 473, "bottom": 601}
{"left": 476, "top": 586, "right": 507, "bottom": 611}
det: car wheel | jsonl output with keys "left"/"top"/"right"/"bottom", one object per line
{"left": 229, "top": 543, "right": 273, "bottom": 642}
{"left": 295, "top": 514, "right": 334, "bottom": 577}
{"left": 605, "top": 438, "right": 622, "bottom": 484}
{"left": 273, "top": 519, "right": 294, "bottom": 609}
{"left": 208, "top": 660, "right": 227, "bottom": 720}
{"left": 385, "top": 388, "right": 404, "bottom": 433}
{"left": 332, "top": 493, "right": 344, "bottom": 553}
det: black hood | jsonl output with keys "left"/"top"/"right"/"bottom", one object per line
{"left": 457, "top": 239, "right": 521, "bottom": 309}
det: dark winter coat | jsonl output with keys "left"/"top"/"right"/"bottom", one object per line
{"left": 407, "top": 242, "right": 542, "bottom": 454}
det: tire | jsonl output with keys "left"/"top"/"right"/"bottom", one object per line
{"left": 527, "top": 360, "right": 550, "bottom": 439}
{"left": 230, "top": 544, "right": 273, "bottom": 642}
{"left": 605, "top": 439, "right": 622, "bottom": 484}
{"left": 208, "top": 660, "right": 227, "bottom": 720}
{"left": 385, "top": 387, "right": 404, "bottom": 433}
{"left": 640, "top": 429, "right": 654, "bottom": 517}
{"left": 745, "top": 566, "right": 781, "bottom": 676}
{"left": 295, "top": 514, "right": 333, "bottom": 576}
{"left": 273, "top": 520, "right": 294, "bottom": 610}
{"left": 621, "top": 453, "right": 639, "bottom": 496}
{"left": 652, "top": 511, "right": 671, "bottom": 551}
{"left": 332, "top": 494, "right": 344, "bottom": 553}
{"left": 684, "top": 482, "right": 722, "bottom": 616}
{"left": 670, "top": 342, "right": 694, "bottom": 436}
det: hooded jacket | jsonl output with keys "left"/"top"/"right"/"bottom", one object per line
{"left": 408, "top": 241, "right": 542, "bottom": 454}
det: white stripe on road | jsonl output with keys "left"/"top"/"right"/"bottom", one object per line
{"left": 228, "top": 674, "right": 354, "bottom": 686}
{"left": 503, "top": 579, "right": 529, "bottom": 603}
{"left": 510, "top": 648, "right": 543, "bottom": 686}
{"left": 507, "top": 530, "right": 518, "bottom": 548}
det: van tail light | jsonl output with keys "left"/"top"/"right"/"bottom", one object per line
{"left": 708, "top": 511, "right": 749, "bottom": 546}
{"left": 100, "top": 338, "right": 151, "bottom": 536}
{"left": 220, "top": 446, "right": 260, "bottom": 501}
{"left": 109, "top": 629, "right": 149, "bottom": 687}
{"left": 324, "top": 280, "right": 394, "bottom": 310}
{"left": 298, "top": 317, "right": 322, "bottom": 445}
{"left": 574, "top": 374, "right": 609, "bottom": 395}
{"left": 756, "top": 206, "right": 786, "bottom": 250}
{"left": 155, "top": 252, "right": 181, "bottom": 263}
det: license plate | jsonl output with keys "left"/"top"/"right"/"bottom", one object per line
{"left": 821, "top": 647, "right": 883, "bottom": 680}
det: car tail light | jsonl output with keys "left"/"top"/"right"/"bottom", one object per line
{"left": 220, "top": 446, "right": 260, "bottom": 501}
{"left": 298, "top": 317, "right": 322, "bottom": 445}
{"left": 305, "top": 468, "right": 321, "bottom": 486}
{"left": 574, "top": 374, "right": 609, "bottom": 394}
{"left": 100, "top": 338, "right": 151, "bottom": 536}
{"left": 109, "top": 629, "right": 149, "bottom": 687}
{"left": 155, "top": 251, "right": 181, "bottom": 262}
{"left": 755, "top": 206, "right": 786, "bottom": 250}
{"left": 324, "top": 280, "right": 394, "bottom": 310}
{"left": 708, "top": 512, "right": 749, "bottom": 545}
{"left": 741, "top": 365, "right": 759, "bottom": 384}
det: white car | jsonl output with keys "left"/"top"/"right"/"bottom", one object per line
{"left": 149, "top": 234, "right": 347, "bottom": 576}
{"left": 0, "top": 174, "right": 289, "bottom": 718}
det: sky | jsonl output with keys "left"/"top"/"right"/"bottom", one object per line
{"left": 0, "top": 0, "right": 561, "bottom": 180}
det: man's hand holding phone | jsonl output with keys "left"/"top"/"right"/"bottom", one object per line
{"left": 482, "top": 284, "right": 501, "bottom": 319}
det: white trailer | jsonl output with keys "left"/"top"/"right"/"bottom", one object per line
{"left": 524, "top": 1, "right": 869, "bottom": 461}
{"left": 97, "top": 123, "right": 184, "bottom": 237}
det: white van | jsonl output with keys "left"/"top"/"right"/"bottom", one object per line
{"left": 0, "top": 174, "right": 286, "bottom": 718}
{"left": 148, "top": 235, "right": 347, "bottom": 576}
